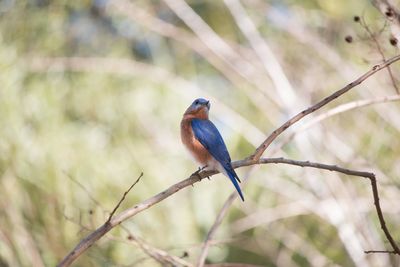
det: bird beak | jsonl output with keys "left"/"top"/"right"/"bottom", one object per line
{"left": 205, "top": 101, "right": 210, "bottom": 110}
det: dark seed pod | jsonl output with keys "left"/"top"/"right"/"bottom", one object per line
{"left": 345, "top": 35, "right": 353, "bottom": 43}
{"left": 389, "top": 37, "right": 398, "bottom": 46}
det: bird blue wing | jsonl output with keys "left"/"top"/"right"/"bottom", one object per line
{"left": 191, "top": 119, "right": 231, "bottom": 164}
{"left": 191, "top": 119, "right": 244, "bottom": 201}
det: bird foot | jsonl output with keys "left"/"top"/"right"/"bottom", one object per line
{"left": 200, "top": 165, "right": 208, "bottom": 171}
{"left": 191, "top": 165, "right": 208, "bottom": 180}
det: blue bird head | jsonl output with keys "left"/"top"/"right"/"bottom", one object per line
{"left": 184, "top": 98, "right": 210, "bottom": 116}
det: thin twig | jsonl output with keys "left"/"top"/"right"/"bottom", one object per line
{"left": 359, "top": 16, "right": 399, "bottom": 93}
{"left": 364, "top": 250, "right": 397, "bottom": 254}
{"left": 277, "top": 94, "right": 400, "bottom": 150}
{"left": 107, "top": 172, "right": 143, "bottom": 222}
{"left": 250, "top": 54, "right": 400, "bottom": 161}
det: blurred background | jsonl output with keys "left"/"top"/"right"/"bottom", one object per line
{"left": 0, "top": 0, "right": 399, "bottom": 266}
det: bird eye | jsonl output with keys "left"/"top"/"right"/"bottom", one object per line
{"left": 194, "top": 100, "right": 199, "bottom": 105}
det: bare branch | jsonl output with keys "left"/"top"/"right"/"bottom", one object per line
{"left": 277, "top": 94, "right": 400, "bottom": 150}
{"left": 250, "top": 54, "right": 400, "bottom": 161}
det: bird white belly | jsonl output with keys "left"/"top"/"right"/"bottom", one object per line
{"left": 205, "top": 158, "right": 227, "bottom": 177}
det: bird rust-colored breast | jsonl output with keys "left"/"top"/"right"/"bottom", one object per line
{"left": 180, "top": 118, "right": 212, "bottom": 166}
{"left": 183, "top": 106, "right": 209, "bottom": 120}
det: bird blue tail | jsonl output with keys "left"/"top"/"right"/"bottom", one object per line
{"left": 225, "top": 166, "right": 244, "bottom": 201}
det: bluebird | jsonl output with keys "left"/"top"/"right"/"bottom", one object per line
{"left": 180, "top": 98, "right": 244, "bottom": 201}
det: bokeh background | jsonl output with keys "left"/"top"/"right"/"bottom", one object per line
{"left": 0, "top": 0, "right": 399, "bottom": 266}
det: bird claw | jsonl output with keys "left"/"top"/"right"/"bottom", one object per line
{"left": 191, "top": 165, "right": 208, "bottom": 180}
{"left": 191, "top": 169, "right": 202, "bottom": 180}
{"left": 200, "top": 165, "right": 208, "bottom": 171}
